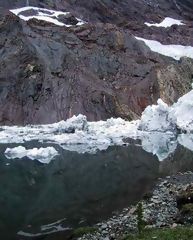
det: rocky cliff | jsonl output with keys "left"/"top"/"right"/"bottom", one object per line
{"left": 0, "top": 0, "right": 193, "bottom": 124}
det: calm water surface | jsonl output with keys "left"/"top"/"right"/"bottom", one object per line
{"left": 0, "top": 141, "right": 193, "bottom": 239}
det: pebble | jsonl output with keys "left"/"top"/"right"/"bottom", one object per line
{"left": 101, "top": 224, "right": 107, "bottom": 230}
{"left": 79, "top": 172, "right": 193, "bottom": 240}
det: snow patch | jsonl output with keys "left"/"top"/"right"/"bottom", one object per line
{"left": 135, "top": 37, "right": 193, "bottom": 60}
{"left": 10, "top": 6, "right": 85, "bottom": 27}
{"left": 5, "top": 146, "right": 58, "bottom": 164}
{"left": 145, "top": 17, "right": 185, "bottom": 28}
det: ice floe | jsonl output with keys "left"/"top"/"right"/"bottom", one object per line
{"left": 135, "top": 37, "right": 193, "bottom": 60}
{"left": 178, "top": 134, "right": 193, "bottom": 151}
{"left": 145, "top": 17, "right": 185, "bottom": 28}
{"left": 10, "top": 6, "right": 85, "bottom": 27}
{"left": 0, "top": 116, "right": 140, "bottom": 154}
{"left": 138, "top": 99, "right": 175, "bottom": 132}
{"left": 141, "top": 89, "right": 193, "bottom": 133}
{"left": 1, "top": 89, "right": 193, "bottom": 161}
{"left": 5, "top": 146, "right": 58, "bottom": 164}
{"left": 170, "top": 91, "right": 193, "bottom": 132}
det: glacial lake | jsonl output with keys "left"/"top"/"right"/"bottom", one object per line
{"left": 1, "top": 140, "right": 193, "bottom": 240}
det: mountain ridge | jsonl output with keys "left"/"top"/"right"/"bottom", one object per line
{"left": 0, "top": 1, "right": 193, "bottom": 124}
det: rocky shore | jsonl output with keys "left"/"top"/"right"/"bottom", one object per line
{"left": 79, "top": 172, "right": 193, "bottom": 240}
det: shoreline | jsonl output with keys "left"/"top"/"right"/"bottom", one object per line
{"left": 78, "top": 171, "right": 193, "bottom": 240}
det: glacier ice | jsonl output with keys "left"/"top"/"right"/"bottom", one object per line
{"left": 5, "top": 146, "right": 58, "bottom": 164}
{"left": 138, "top": 98, "right": 175, "bottom": 132}
{"left": 1, "top": 89, "right": 193, "bottom": 161}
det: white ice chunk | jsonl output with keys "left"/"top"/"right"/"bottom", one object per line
{"left": 178, "top": 134, "right": 193, "bottom": 151}
{"left": 0, "top": 115, "right": 139, "bottom": 154}
{"left": 170, "top": 90, "right": 193, "bottom": 132}
{"left": 145, "top": 17, "right": 185, "bottom": 28}
{"left": 5, "top": 146, "right": 58, "bottom": 164}
{"left": 135, "top": 37, "right": 193, "bottom": 60}
{"left": 1, "top": 89, "right": 193, "bottom": 159}
{"left": 138, "top": 99, "right": 175, "bottom": 132}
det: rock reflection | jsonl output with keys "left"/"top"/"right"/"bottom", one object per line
{"left": 0, "top": 144, "right": 158, "bottom": 239}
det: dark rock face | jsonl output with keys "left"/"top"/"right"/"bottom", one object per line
{"left": 1, "top": 0, "right": 193, "bottom": 21}
{"left": 175, "top": 0, "right": 193, "bottom": 19}
{"left": 0, "top": 1, "right": 193, "bottom": 124}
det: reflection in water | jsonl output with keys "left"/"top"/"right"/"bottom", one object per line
{"left": 140, "top": 132, "right": 177, "bottom": 161}
{"left": 139, "top": 133, "right": 193, "bottom": 161}
{"left": 1, "top": 134, "right": 193, "bottom": 239}
{"left": 0, "top": 144, "right": 159, "bottom": 240}
{"left": 160, "top": 144, "right": 193, "bottom": 175}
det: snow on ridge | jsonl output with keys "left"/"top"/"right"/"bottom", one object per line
{"left": 10, "top": 6, "right": 69, "bottom": 17}
{"left": 10, "top": 6, "right": 85, "bottom": 27}
{"left": 10, "top": 6, "right": 69, "bottom": 26}
{"left": 18, "top": 14, "right": 65, "bottom": 26}
{"left": 145, "top": 17, "right": 185, "bottom": 28}
{"left": 135, "top": 36, "right": 193, "bottom": 60}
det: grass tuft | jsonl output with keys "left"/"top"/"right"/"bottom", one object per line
{"left": 121, "top": 226, "right": 193, "bottom": 240}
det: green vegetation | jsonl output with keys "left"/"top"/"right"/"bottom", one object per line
{"left": 72, "top": 226, "right": 97, "bottom": 238}
{"left": 121, "top": 226, "right": 193, "bottom": 240}
{"left": 136, "top": 202, "right": 145, "bottom": 234}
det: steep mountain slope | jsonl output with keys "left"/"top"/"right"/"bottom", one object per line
{"left": 0, "top": 0, "right": 193, "bottom": 124}
{"left": 1, "top": 0, "right": 193, "bottom": 21}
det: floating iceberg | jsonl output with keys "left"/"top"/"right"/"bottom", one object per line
{"left": 170, "top": 91, "right": 193, "bottom": 132}
{"left": 140, "top": 89, "right": 193, "bottom": 133}
{"left": 138, "top": 99, "right": 175, "bottom": 132}
{"left": 1, "top": 89, "right": 193, "bottom": 161}
{"left": 5, "top": 146, "right": 58, "bottom": 164}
